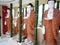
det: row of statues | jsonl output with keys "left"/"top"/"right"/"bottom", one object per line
{"left": 43, "top": 0, "right": 60, "bottom": 45}
{"left": 4, "top": 0, "right": 60, "bottom": 45}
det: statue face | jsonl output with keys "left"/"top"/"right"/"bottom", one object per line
{"left": 48, "top": 1, "right": 55, "bottom": 9}
{"left": 27, "top": 5, "right": 31, "bottom": 12}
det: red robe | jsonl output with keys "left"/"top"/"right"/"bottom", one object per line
{"left": 2, "top": 6, "right": 8, "bottom": 34}
{"left": 27, "top": 10, "right": 34, "bottom": 41}
{"left": 43, "top": 9, "right": 59, "bottom": 45}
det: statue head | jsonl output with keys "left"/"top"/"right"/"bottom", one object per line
{"left": 48, "top": 0, "right": 56, "bottom": 9}
{"left": 27, "top": 3, "right": 34, "bottom": 12}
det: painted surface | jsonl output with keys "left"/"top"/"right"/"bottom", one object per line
{"left": 5, "top": 18, "right": 10, "bottom": 32}
{"left": 22, "top": 12, "right": 27, "bottom": 36}
{"left": 13, "top": 12, "right": 27, "bottom": 36}
{"left": 0, "top": 38, "right": 18, "bottom": 45}
{"left": 2, "top": 6, "right": 8, "bottom": 34}
{"left": 27, "top": 10, "right": 34, "bottom": 41}
{"left": 43, "top": 9, "right": 60, "bottom": 45}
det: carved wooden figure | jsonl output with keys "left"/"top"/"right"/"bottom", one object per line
{"left": 43, "top": 8, "right": 59, "bottom": 45}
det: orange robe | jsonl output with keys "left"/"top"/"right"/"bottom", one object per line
{"left": 13, "top": 21, "right": 19, "bottom": 35}
{"left": 27, "top": 10, "right": 34, "bottom": 41}
{"left": 13, "top": 16, "right": 19, "bottom": 35}
{"left": 22, "top": 12, "right": 27, "bottom": 36}
{"left": 43, "top": 9, "right": 59, "bottom": 45}
{"left": 5, "top": 17, "right": 10, "bottom": 32}
{"left": 13, "top": 12, "right": 27, "bottom": 36}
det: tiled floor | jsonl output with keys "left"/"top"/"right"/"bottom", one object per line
{"left": 0, "top": 32, "right": 60, "bottom": 45}
{"left": 0, "top": 37, "right": 22, "bottom": 45}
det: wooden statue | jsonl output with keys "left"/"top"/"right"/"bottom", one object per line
{"left": 13, "top": 12, "right": 27, "bottom": 36}
{"left": 43, "top": 0, "right": 59, "bottom": 45}
{"left": 13, "top": 14, "right": 19, "bottom": 35}
{"left": 22, "top": 12, "right": 27, "bottom": 37}
{"left": 5, "top": 10, "right": 10, "bottom": 33}
{"left": 24, "top": 3, "right": 34, "bottom": 42}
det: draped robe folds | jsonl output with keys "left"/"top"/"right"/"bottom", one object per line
{"left": 13, "top": 12, "right": 27, "bottom": 36}
{"left": 5, "top": 17, "right": 10, "bottom": 32}
{"left": 13, "top": 16, "right": 19, "bottom": 35}
{"left": 43, "top": 9, "right": 60, "bottom": 45}
{"left": 22, "top": 12, "right": 27, "bottom": 36}
{"left": 27, "top": 10, "right": 34, "bottom": 42}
